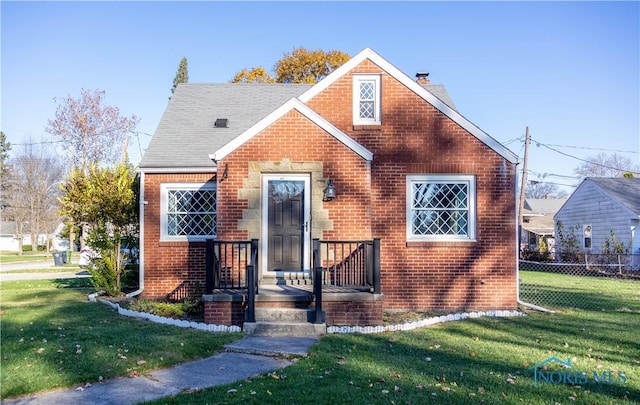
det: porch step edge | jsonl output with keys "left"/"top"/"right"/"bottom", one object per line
{"left": 243, "top": 321, "right": 327, "bottom": 337}
{"left": 255, "top": 307, "right": 324, "bottom": 323}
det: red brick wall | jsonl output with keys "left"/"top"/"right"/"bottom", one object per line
{"left": 305, "top": 59, "right": 517, "bottom": 311}
{"left": 204, "top": 301, "right": 245, "bottom": 326}
{"left": 323, "top": 300, "right": 384, "bottom": 326}
{"left": 142, "top": 173, "right": 215, "bottom": 299}
{"left": 218, "top": 109, "right": 373, "bottom": 241}
{"left": 143, "top": 57, "right": 517, "bottom": 313}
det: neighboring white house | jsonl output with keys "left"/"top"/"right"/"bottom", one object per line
{"left": 0, "top": 221, "right": 68, "bottom": 252}
{"left": 554, "top": 178, "right": 640, "bottom": 268}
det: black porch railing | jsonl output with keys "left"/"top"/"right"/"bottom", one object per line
{"left": 205, "top": 239, "right": 258, "bottom": 293}
{"left": 313, "top": 239, "right": 381, "bottom": 293}
{"left": 205, "top": 238, "right": 380, "bottom": 325}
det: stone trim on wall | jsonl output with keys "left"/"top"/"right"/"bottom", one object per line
{"left": 237, "top": 158, "right": 333, "bottom": 239}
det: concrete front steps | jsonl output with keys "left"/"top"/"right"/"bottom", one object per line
{"left": 243, "top": 307, "right": 326, "bottom": 337}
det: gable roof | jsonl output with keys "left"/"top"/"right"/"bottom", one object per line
{"left": 211, "top": 98, "right": 373, "bottom": 162}
{"left": 299, "top": 48, "right": 518, "bottom": 164}
{"left": 588, "top": 177, "right": 640, "bottom": 215}
{"left": 139, "top": 83, "right": 312, "bottom": 171}
{"left": 139, "top": 48, "right": 516, "bottom": 171}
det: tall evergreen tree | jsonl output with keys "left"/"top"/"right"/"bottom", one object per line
{"left": 170, "top": 57, "right": 189, "bottom": 99}
{"left": 0, "top": 131, "right": 11, "bottom": 183}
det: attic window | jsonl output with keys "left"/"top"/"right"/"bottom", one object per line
{"left": 214, "top": 118, "right": 228, "bottom": 128}
{"left": 353, "top": 75, "right": 381, "bottom": 125}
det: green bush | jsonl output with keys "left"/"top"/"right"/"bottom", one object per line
{"left": 85, "top": 250, "right": 120, "bottom": 296}
{"left": 127, "top": 299, "right": 185, "bottom": 319}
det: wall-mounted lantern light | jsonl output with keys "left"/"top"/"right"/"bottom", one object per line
{"left": 323, "top": 180, "right": 336, "bottom": 201}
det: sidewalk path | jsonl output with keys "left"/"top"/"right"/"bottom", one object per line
{"left": 2, "top": 336, "right": 317, "bottom": 405}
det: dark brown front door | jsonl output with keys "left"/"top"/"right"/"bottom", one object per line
{"left": 267, "top": 180, "right": 304, "bottom": 271}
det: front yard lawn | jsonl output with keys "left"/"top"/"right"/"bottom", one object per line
{"left": 0, "top": 278, "right": 242, "bottom": 399}
{"left": 1, "top": 273, "right": 638, "bottom": 404}
{"left": 142, "top": 309, "right": 639, "bottom": 404}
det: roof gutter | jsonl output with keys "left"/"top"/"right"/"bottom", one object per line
{"left": 127, "top": 171, "right": 145, "bottom": 298}
{"left": 137, "top": 166, "right": 217, "bottom": 174}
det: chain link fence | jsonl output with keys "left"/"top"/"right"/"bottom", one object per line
{"left": 519, "top": 254, "right": 640, "bottom": 311}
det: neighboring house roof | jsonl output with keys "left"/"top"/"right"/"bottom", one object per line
{"left": 522, "top": 198, "right": 567, "bottom": 236}
{"left": 522, "top": 215, "right": 556, "bottom": 236}
{"left": 139, "top": 48, "right": 517, "bottom": 171}
{"left": 1, "top": 221, "right": 17, "bottom": 235}
{"left": 524, "top": 198, "right": 567, "bottom": 215}
{"left": 588, "top": 177, "right": 640, "bottom": 215}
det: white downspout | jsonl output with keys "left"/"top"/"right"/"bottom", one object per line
{"left": 127, "top": 171, "right": 145, "bottom": 298}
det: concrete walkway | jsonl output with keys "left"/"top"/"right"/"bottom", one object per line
{"left": 2, "top": 336, "right": 318, "bottom": 405}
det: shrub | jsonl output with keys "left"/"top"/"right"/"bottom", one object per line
{"left": 127, "top": 299, "right": 185, "bottom": 319}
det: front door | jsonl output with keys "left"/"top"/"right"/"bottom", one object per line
{"left": 262, "top": 174, "right": 310, "bottom": 273}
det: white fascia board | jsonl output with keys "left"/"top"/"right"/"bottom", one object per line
{"left": 211, "top": 98, "right": 373, "bottom": 162}
{"left": 300, "top": 48, "right": 518, "bottom": 165}
{"left": 138, "top": 166, "right": 217, "bottom": 174}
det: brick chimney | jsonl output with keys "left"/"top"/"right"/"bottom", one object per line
{"left": 416, "top": 72, "right": 430, "bottom": 84}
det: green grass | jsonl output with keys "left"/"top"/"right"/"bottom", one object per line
{"left": 0, "top": 252, "right": 53, "bottom": 263}
{"left": 0, "top": 279, "right": 242, "bottom": 399}
{"left": 520, "top": 270, "right": 640, "bottom": 312}
{"left": 2, "top": 272, "right": 639, "bottom": 404}
{"left": 143, "top": 311, "right": 639, "bottom": 405}
{"left": 2, "top": 265, "right": 84, "bottom": 274}
{"left": 143, "top": 272, "right": 640, "bottom": 405}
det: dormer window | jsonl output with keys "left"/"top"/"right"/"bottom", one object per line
{"left": 353, "top": 75, "right": 381, "bottom": 125}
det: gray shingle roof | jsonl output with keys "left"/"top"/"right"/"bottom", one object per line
{"left": 140, "top": 83, "right": 312, "bottom": 169}
{"left": 589, "top": 177, "right": 640, "bottom": 215}
{"left": 140, "top": 82, "right": 456, "bottom": 170}
{"left": 524, "top": 198, "right": 567, "bottom": 215}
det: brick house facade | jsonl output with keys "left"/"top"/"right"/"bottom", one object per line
{"left": 138, "top": 48, "right": 518, "bottom": 326}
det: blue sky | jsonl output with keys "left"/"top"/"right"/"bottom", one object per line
{"left": 2, "top": 1, "right": 639, "bottom": 192}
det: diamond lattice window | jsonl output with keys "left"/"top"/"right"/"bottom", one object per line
{"left": 359, "top": 82, "right": 375, "bottom": 119}
{"left": 166, "top": 187, "right": 216, "bottom": 237}
{"left": 353, "top": 75, "right": 380, "bottom": 125}
{"left": 407, "top": 176, "right": 475, "bottom": 240}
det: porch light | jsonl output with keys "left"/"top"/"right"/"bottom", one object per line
{"left": 323, "top": 180, "right": 336, "bottom": 201}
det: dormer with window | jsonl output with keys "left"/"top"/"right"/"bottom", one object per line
{"left": 353, "top": 74, "right": 381, "bottom": 125}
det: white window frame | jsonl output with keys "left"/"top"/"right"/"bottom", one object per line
{"left": 353, "top": 74, "right": 381, "bottom": 125}
{"left": 406, "top": 175, "right": 476, "bottom": 242}
{"left": 583, "top": 224, "right": 592, "bottom": 250}
{"left": 160, "top": 182, "right": 216, "bottom": 242}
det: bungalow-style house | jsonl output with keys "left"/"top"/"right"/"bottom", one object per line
{"left": 520, "top": 198, "right": 567, "bottom": 256}
{"left": 137, "top": 48, "right": 518, "bottom": 330}
{"left": 554, "top": 177, "right": 640, "bottom": 269}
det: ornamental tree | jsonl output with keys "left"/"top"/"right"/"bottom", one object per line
{"left": 46, "top": 89, "right": 139, "bottom": 172}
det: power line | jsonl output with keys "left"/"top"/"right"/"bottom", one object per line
{"left": 10, "top": 140, "right": 65, "bottom": 146}
{"left": 531, "top": 138, "right": 640, "bottom": 175}
{"left": 536, "top": 142, "right": 638, "bottom": 155}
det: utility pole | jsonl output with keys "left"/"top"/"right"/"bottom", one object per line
{"left": 518, "top": 127, "right": 531, "bottom": 252}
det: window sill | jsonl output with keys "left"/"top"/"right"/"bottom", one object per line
{"left": 159, "top": 237, "right": 215, "bottom": 244}
{"left": 352, "top": 124, "right": 382, "bottom": 131}
{"left": 406, "top": 239, "right": 477, "bottom": 248}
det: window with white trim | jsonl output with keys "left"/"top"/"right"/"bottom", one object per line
{"left": 406, "top": 175, "right": 476, "bottom": 241}
{"left": 353, "top": 75, "right": 381, "bottom": 125}
{"left": 160, "top": 183, "right": 216, "bottom": 241}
